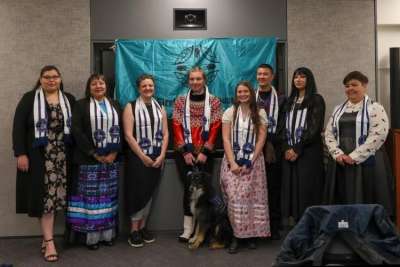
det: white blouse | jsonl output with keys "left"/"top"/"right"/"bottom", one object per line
{"left": 222, "top": 106, "right": 268, "bottom": 126}
{"left": 325, "top": 99, "right": 389, "bottom": 164}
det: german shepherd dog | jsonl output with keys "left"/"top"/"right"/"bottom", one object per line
{"left": 187, "top": 169, "right": 232, "bottom": 250}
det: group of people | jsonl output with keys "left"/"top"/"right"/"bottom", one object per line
{"left": 13, "top": 64, "right": 394, "bottom": 261}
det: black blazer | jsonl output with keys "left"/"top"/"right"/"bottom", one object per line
{"left": 12, "top": 89, "right": 76, "bottom": 217}
{"left": 71, "top": 97, "right": 122, "bottom": 165}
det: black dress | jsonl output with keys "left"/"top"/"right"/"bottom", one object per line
{"left": 281, "top": 94, "right": 325, "bottom": 221}
{"left": 12, "top": 90, "right": 75, "bottom": 217}
{"left": 124, "top": 101, "right": 162, "bottom": 217}
{"left": 324, "top": 112, "right": 394, "bottom": 215}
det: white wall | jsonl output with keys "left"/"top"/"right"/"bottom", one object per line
{"left": 377, "top": 0, "right": 400, "bottom": 119}
{"left": 287, "top": 0, "right": 376, "bottom": 122}
{"left": 0, "top": 0, "right": 90, "bottom": 237}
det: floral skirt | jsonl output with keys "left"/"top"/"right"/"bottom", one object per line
{"left": 220, "top": 155, "right": 270, "bottom": 238}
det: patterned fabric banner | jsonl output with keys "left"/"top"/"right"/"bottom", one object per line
{"left": 115, "top": 37, "right": 276, "bottom": 115}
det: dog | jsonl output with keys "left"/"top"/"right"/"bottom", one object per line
{"left": 187, "top": 169, "right": 232, "bottom": 250}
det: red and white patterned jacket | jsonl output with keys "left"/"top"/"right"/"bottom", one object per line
{"left": 172, "top": 94, "right": 222, "bottom": 155}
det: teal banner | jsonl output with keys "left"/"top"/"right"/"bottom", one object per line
{"left": 115, "top": 37, "right": 276, "bottom": 115}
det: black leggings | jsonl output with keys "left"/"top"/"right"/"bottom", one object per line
{"left": 174, "top": 152, "right": 214, "bottom": 216}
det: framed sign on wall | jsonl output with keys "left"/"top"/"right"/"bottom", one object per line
{"left": 173, "top": 8, "right": 207, "bottom": 30}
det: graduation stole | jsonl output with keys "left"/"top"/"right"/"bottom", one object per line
{"left": 89, "top": 97, "right": 120, "bottom": 155}
{"left": 183, "top": 86, "right": 211, "bottom": 151}
{"left": 232, "top": 106, "right": 256, "bottom": 167}
{"left": 33, "top": 88, "right": 72, "bottom": 147}
{"left": 256, "top": 86, "right": 279, "bottom": 134}
{"left": 134, "top": 97, "right": 163, "bottom": 156}
{"left": 331, "top": 95, "right": 371, "bottom": 147}
{"left": 285, "top": 98, "right": 308, "bottom": 146}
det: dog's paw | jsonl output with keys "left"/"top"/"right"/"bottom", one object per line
{"left": 188, "top": 236, "right": 197, "bottom": 244}
{"left": 209, "top": 241, "right": 225, "bottom": 250}
{"left": 188, "top": 241, "right": 201, "bottom": 250}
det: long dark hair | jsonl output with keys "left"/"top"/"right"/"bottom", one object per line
{"left": 33, "top": 65, "right": 64, "bottom": 91}
{"left": 287, "top": 67, "right": 317, "bottom": 108}
{"left": 85, "top": 74, "right": 109, "bottom": 99}
{"left": 232, "top": 81, "right": 261, "bottom": 136}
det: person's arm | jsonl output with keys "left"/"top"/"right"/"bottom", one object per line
{"left": 153, "top": 107, "right": 169, "bottom": 168}
{"left": 172, "top": 97, "right": 186, "bottom": 152}
{"left": 252, "top": 116, "right": 267, "bottom": 163}
{"left": 122, "top": 103, "right": 154, "bottom": 167}
{"left": 104, "top": 101, "right": 122, "bottom": 163}
{"left": 71, "top": 100, "right": 98, "bottom": 158}
{"left": 348, "top": 102, "right": 389, "bottom": 164}
{"left": 198, "top": 97, "right": 222, "bottom": 163}
{"left": 13, "top": 93, "right": 32, "bottom": 172}
{"left": 222, "top": 122, "right": 235, "bottom": 166}
{"left": 172, "top": 97, "right": 195, "bottom": 165}
{"left": 203, "top": 97, "right": 222, "bottom": 151}
{"left": 292, "top": 94, "right": 326, "bottom": 156}
{"left": 222, "top": 121, "right": 241, "bottom": 175}
{"left": 324, "top": 112, "right": 345, "bottom": 160}
{"left": 13, "top": 93, "right": 31, "bottom": 157}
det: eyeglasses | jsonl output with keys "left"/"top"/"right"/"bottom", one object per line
{"left": 42, "top": 75, "right": 60, "bottom": 80}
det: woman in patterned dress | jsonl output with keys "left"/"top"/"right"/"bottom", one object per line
{"left": 67, "top": 74, "right": 121, "bottom": 250}
{"left": 220, "top": 81, "right": 270, "bottom": 254}
{"left": 13, "top": 65, "right": 75, "bottom": 262}
{"left": 324, "top": 71, "right": 394, "bottom": 215}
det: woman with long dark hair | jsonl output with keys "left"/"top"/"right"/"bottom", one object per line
{"left": 220, "top": 81, "right": 270, "bottom": 254}
{"left": 66, "top": 74, "right": 121, "bottom": 250}
{"left": 281, "top": 67, "right": 325, "bottom": 223}
{"left": 13, "top": 65, "right": 75, "bottom": 262}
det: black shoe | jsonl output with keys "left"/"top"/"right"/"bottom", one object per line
{"left": 128, "top": 231, "right": 144, "bottom": 248}
{"left": 228, "top": 237, "right": 239, "bottom": 254}
{"left": 101, "top": 240, "right": 114, "bottom": 246}
{"left": 247, "top": 238, "right": 257, "bottom": 249}
{"left": 140, "top": 229, "right": 155, "bottom": 243}
{"left": 87, "top": 243, "right": 100, "bottom": 250}
{"left": 178, "top": 236, "right": 189, "bottom": 243}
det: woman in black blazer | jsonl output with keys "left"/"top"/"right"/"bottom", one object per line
{"left": 13, "top": 65, "right": 76, "bottom": 262}
{"left": 66, "top": 74, "right": 121, "bottom": 250}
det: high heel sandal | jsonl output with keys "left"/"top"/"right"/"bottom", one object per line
{"left": 41, "top": 239, "right": 45, "bottom": 254}
{"left": 43, "top": 239, "right": 59, "bottom": 262}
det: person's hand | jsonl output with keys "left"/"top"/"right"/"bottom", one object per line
{"left": 183, "top": 153, "right": 195, "bottom": 166}
{"left": 103, "top": 152, "right": 117, "bottom": 164}
{"left": 290, "top": 151, "right": 298, "bottom": 162}
{"left": 342, "top": 155, "right": 355, "bottom": 165}
{"left": 242, "top": 165, "right": 252, "bottom": 175}
{"left": 230, "top": 162, "right": 242, "bottom": 175}
{"left": 17, "top": 155, "right": 29, "bottom": 172}
{"left": 336, "top": 154, "right": 346, "bottom": 166}
{"left": 285, "top": 149, "right": 298, "bottom": 161}
{"left": 152, "top": 155, "right": 165, "bottom": 168}
{"left": 141, "top": 155, "right": 155, "bottom": 167}
{"left": 93, "top": 154, "right": 106, "bottom": 163}
{"left": 196, "top": 153, "right": 207, "bottom": 164}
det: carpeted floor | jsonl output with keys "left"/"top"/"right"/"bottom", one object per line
{"left": 0, "top": 232, "right": 283, "bottom": 267}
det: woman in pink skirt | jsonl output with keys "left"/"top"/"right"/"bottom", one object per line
{"left": 220, "top": 81, "right": 270, "bottom": 254}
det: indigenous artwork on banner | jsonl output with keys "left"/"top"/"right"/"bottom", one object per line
{"left": 115, "top": 37, "right": 276, "bottom": 116}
